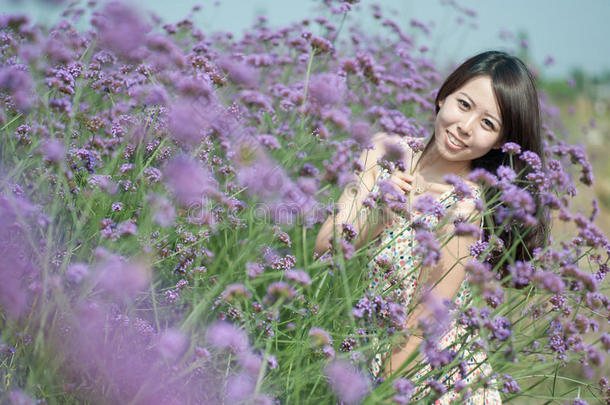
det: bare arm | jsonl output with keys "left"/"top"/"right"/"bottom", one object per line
{"left": 314, "top": 132, "right": 395, "bottom": 255}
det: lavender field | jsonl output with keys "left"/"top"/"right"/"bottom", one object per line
{"left": 0, "top": 1, "right": 608, "bottom": 404}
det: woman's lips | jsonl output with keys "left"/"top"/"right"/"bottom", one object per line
{"left": 446, "top": 131, "right": 467, "bottom": 150}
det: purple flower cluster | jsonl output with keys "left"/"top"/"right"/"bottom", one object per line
{"left": 324, "top": 359, "right": 371, "bottom": 404}
{"left": 413, "top": 229, "right": 441, "bottom": 266}
{"left": 443, "top": 173, "right": 472, "bottom": 199}
{"left": 0, "top": 2, "right": 608, "bottom": 403}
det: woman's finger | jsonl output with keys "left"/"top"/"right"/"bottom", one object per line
{"left": 393, "top": 171, "right": 415, "bottom": 184}
{"left": 389, "top": 176, "right": 413, "bottom": 193}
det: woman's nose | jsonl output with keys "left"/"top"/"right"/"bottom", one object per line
{"left": 458, "top": 113, "right": 476, "bottom": 135}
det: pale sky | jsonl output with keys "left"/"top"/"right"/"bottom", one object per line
{"left": 2, "top": 0, "right": 609, "bottom": 78}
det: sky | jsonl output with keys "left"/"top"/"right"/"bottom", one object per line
{"left": 2, "top": 0, "right": 609, "bottom": 79}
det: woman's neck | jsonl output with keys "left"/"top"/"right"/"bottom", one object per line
{"left": 414, "top": 146, "right": 471, "bottom": 185}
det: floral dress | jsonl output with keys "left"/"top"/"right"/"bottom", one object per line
{"left": 365, "top": 138, "right": 503, "bottom": 404}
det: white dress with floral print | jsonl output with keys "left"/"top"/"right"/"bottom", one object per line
{"left": 365, "top": 136, "right": 503, "bottom": 404}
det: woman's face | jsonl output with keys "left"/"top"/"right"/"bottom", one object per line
{"left": 433, "top": 75, "right": 504, "bottom": 167}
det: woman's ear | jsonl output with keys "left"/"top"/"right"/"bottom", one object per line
{"left": 492, "top": 139, "right": 504, "bottom": 150}
{"left": 437, "top": 99, "right": 444, "bottom": 108}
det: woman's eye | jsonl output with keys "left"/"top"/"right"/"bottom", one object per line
{"left": 458, "top": 99, "right": 470, "bottom": 109}
{"left": 483, "top": 119, "right": 495, "bottom": 130}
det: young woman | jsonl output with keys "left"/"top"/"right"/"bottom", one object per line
{"left": 314, "top": 51, "right": 548, "bottom": 403}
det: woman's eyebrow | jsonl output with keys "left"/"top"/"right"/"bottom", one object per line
{"left": 458, "top": 91, "right": 502, "bottom": 126}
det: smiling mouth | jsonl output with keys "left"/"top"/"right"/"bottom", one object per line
{"left": 447, "top": 131, "right": 467, "bottom": 148}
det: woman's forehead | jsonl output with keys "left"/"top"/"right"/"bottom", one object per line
{"left": 453, "top": 76, "right": 501, "bottom": 118}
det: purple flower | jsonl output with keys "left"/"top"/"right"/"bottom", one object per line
{"left": 221, "top": 283, "right": 252, "bottom": 302}
{"left": 258, "top": 134, "right": 281, "bottom": 150}
{"left": 247, "top": 262, "right": 264, "bottom": 278}
{"left": 167, "top": 98, "right": 219, "bottom": 147}
{"left": 94, "top": 1, "right": 148, "bottom": 59}
{"left": 273, "top": 225, "right": 292, "bottom": 247}
{"left": 483, "top": 285, "right": 505, "bottom": 308}
{"left": 406, "top": 137, "right": 426, "bottom": 153}
{"left": 465, "top": 260, "right": 495, "bottom": 286}
{"left": 373, "top": 109, "right": 419, "bottom": 137}
{"left": 324, "top": 359, "right": 371, "bottom": 404}
{"left": 414, "top": 230, "right": 441, "bottom": 267}
{"left": 163, "top": 156, "right": 219, "bottom": 207}
{"left": 410, "top": 18, "right": 431, "bottom": 35}
{"left": 469, "top": 240, "right": 489, "bottom": 260}
{"left": 218, "top": 56, "right": 259, "bottom": 88}
{"left": 40, "top": 138, "right": 66, "bottom": 164}
{"left": 117, "top": 220, "right": 137, "bottom": 237}
{"left": 350, "top": 121, "right": 372, "bottom": 148}
{"left": 95, "top": 257, "right": 150, "bottom": 299}
{"left": 417, "top": 293, "right": 452, "bottom": 339}
{"left": 135, "top": 84, "right": 168, "bottom": 106}
{"left": 267, "top": 354, "right": 279, "bottom": 370}
{"left": 299, "top": 163, "right": 319, "bottom": 177}
{"left": 340, "top": 337, "right": 357, "bottom": 352}
{"left": 235, "top": 151, "right": 317, "bottom": 224}
{"left": 427, "top": 378, "right": 447, "bottom": 394}
{"left": 444, "top": 173, "right": 472, "bottom": 199}
{"left": 561, "top": 265, "right": 598, "bottom": 292}
{"left": 323, "top": 346, "right": 335, "bottom": 358}
{"left": 309, "top": 327, "right": 332, "bottom": 348}
{"left": 308, "top": 73, "right": 346, "bottom": 106}
{"left": 413, "top": 194, "right": 445, "bottom": 220}
{"left": 66, "top": 262, "right": 90, "bottom": 284}
{"left": 420, "top": 340, "right": 455, "bottom": 369}
{"left": 532, "top": 270, "right": 565, "bottom": 294}
{"left": 157, "top": 328, "right": 188, "bottom": 360}
{"left": 377, "top": 180, "right": 407, "bottom": 204}
{"left": 238, "top": 351, "right": 263, "bottom": 377}
{"left": 176, "top": 76, "right": 214, "bottom": 100}
{"left": 285, "top": 269, "right": 312, "bottom": 286}
{"left": 0, "top": 220, "right": 31, "bottom": 316}
{"left": 58, "top": 301, "right": 197, "bottom": 403}
{"left": 388, "top": 302, "right": 407, "bottom": 329}
{"left": 600, "top": 334, "right": 610, "bottom": 352}
{"left": 239, "top": 90, "right": 274, "bottom": 112}
{"left": 485, "top": 316, "right": 512, "bottom": 341}
{"left": 148, "top": 194, "right": 176, "bottom": 227}
{"left": 453, "top": 221, "right": 481, "bottom": 238}
{"left": 502, "top": 142, "right": 522, "bottom": 155}
{"left": 519, "top": 150, "right": 542, "bottom": 171}
{"left": 143, "top": 167, "right": 162, "bottom": 184}
{"left": 508, "top": 261, "right": 535, "bottom": 287}
{"left": 381, "top": 140, "right": 407, "bottom": 172}
{"left": 393, "top": 378, "right": 415, "bottom": 402}
{"left": 467, "top": 168, "right": 498, "bottom": 187}
{"left": 342, "top": 222, "right": 358, "bottom": 242}
{"left": 501, "top": 374, "right": 521, "bottom": 393}
{"left": 311, "top": 36, "right": 333, "bottom": 53}
{"left": 264, "top": 281, "right": 296, "bottom": 303}
{"left": 206, "top": 321, "right": 250, "bottom": 354}
{"left": 497, "top": 183, "right": 536, "bottom": 224}
{"left": 225, "top": 372, "right": 255, "bottom": 403}
{"left": 7, "top": 390, "right": 35, "bottom": 405}
{"left": 497, "top": 165, "right": 517, "bottom": 183}
{"left": 0, "top": 65, "right": 35, "bottom": 112}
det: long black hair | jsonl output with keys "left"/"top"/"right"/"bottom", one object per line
{"left": 417, "top": 51, "right": 550, "bottom": 279}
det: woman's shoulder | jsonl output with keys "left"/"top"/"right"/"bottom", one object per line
{"left": 370, "top": 132, "right": 401, "bottom": 147}
{"left": 363, "top": 133, "right": 421, "bottom": 181}
{"left": 369, "top": 132, "right": 420, "bottom": 145}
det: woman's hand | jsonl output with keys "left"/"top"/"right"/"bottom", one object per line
{"left": 382, "top": 170, "right": 415, "bottom": 201}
